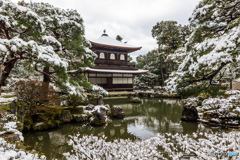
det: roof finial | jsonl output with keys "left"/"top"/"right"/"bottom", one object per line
{"left": 101, "top": 29, "right": 108, "bottom": 37}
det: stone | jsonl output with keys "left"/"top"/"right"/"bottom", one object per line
{"left": 32, "top": 113, "right": 48, "bottom": 123}
{"left": 10, "top": 101, "right": 25, "bottom": 123}
{"left": 111, "top": 105, "right": 124, "bottom": 119}
{"left": 48, "top": 120, "right": 61, "bottom": 129}
{"left": 10, "top": 101, "right": 17, "bottom": 115}
{"left": 16, "top": 121, "right": 23, "bottom": 132}
{"left": 89, "top": 105, "right": 110, "bottom": 126}
{"left": 209, "top": 118, "right": 221, "bottom": 124}
{"left": 130, "top": 97, "right": 141, "bottom": 103}
{"left": 154, "top": 93, "right": 161, "bottom": 98}
{"left": 85, "top": 104, "right": 95, "bottom": 110}
{"left": 33, "top": 122, "right": 48, "bottom": 131}
{"left": 17, "top": 103, "right": 25, "bottom": 121}
{"left": 61, "top": 110, "right": 72, "bottom": 123}
{"left": 105, "top": 104, "right": 111, "bottom": 116}
{"left": 90, "top": 110, "right": 106, "bottom": 126}
{"left": 97, "top": 95, "right": 104, "bottom": 105}
{"left": 72, "top": 114, "right": 85, "bottom": 123}
{"left": 23, "top": 116, "right": 33, "bottom": 131}
{"left": 181, "top": 105, "right": 199, "bottom": 121}
{"left": 138, "top": 92, "right": 144, "bottom": 97}
{"left": 1, "top": 133, "right": 20, "bottom": 143}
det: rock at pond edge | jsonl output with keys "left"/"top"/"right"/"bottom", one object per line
{"left": 181, "top": 105, "right": 199, "bottom": 122}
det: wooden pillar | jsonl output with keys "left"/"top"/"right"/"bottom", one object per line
{"left": 107, "top": 77, "right": 112, "bottom": 89}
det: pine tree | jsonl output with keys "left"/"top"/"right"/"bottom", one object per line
{"left": 116, "top": 35, "right": 123, "bottom": 42}
{"left": 28, "top": 2, "right": 96, "bottom": 96}
{"left": 145, "top": 21, "right": 189, "bottom": 85}
{"left": 166, "top": 0, "right": 240, "bottom": 96}
{"left": 0, "top": 0, "right": 96, "bottom": 96}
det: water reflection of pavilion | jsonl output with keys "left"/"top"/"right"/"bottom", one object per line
{"left": 116, "top": 99, "right": 185, "bottom": 138}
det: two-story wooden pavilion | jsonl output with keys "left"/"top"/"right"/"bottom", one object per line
{"left": 85, "top": 31, "right": 148, "bottom": 91}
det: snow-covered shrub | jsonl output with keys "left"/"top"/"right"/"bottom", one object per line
{"left": 134, "top": 73, "right": 158, "bottom": 89}
{"left": 89, "top": 85, "right": 108, "bottom": 96}
{"left": 65, "top": 94, "right": 86, "bottom": 109}
{"left": 0, "top": 138, "right": 46, "bottom": 160}
{"left": 64, "top": 134, "right": 163, "bottom": 159}
{"left": 14, "top": 79, "right": 59, "bottom": 115}
{"left": 0, "top": 113, "right": 46, "bottom": 160}
{"left": 227, "top": 90, "right": 240, "bottom": 95}
{"left": 195, "top": 91, "right": 240, "bottom": 126}
{"left": 182, "top": 97, "right": 199, "bottom": 107}
{"left": 64, "top": 131, "right": 240, "bottom": 160}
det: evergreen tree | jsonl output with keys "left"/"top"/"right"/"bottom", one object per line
{"left": 151, "top": 21, "right": 189, "bottom": 84}
{"left": 28, "top": 2, "right": 96, "bottom": 95}
{"left": 136, "top": 21, "right": 189, "bottom": 86}
{"left": 152, "top": 21, "right": 182, "bottom": 80}
{"left": 136, "top": 49, "right": 163, "bottom": 85}
{"left": 116, "top": 35, "right": 123, "bottom": 42}
{"left": 166, "top": 0, "right": 240, "bottom": 97}
{"left": 0, "top": 0, "right": 96, "bottom": 96}
{"left": 127, "top": 55, "right": 132, "bottom": 62}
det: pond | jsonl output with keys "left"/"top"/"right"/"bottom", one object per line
{"left": 23, "top": 98, "right": 226, "bottom": 159}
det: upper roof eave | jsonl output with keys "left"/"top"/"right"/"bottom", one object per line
{"left": 90, "top": 41, "right": 142, "bottom": 51}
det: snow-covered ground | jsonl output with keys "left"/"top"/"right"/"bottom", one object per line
{"left": 0, "top": 113, "right": 46, "bottom": 160}
{"left": 0, "top": 137, "right": 46, "bottom": 160}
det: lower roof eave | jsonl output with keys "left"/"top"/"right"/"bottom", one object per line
{"left": 85, "top": 67, "right": 148, "bottom": 74}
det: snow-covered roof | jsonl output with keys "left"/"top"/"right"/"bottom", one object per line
{"left": 89, "top": 34, "right": 141, "bottom": 50}
{"left": 85, "top": 67, "right": 148, "bottom": 74}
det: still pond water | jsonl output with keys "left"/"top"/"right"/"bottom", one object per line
{"left": 23, "top": 98, "right": 225, "bottom": 159}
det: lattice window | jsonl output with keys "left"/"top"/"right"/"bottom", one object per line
{"left": 110, "top": 53, "right": 115, "bottom": 60}
{"left": 99, "top": 52, "right": 105, "bottom": 59}
{"left": 120, "top": 54, "right": 125, "bottom": 60}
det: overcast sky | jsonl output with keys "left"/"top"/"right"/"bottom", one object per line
{"left": 12, "top": 0, "right": 201, "bottom": 61}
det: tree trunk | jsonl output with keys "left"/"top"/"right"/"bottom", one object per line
{"left": 159, "top": 57, "right": 165, "bottom": 86}
{"left": 43, "top": 66, "right": 50, "bottom": 83}
{"left": 230, "top": 78, "right": 232, "bottom": 90}
{"left": 0, "top": 65, "right": 2, "bottom": 95}
{"left": 164, "top": 49, "right": 169, "bottom": 80}
{"left": 0, "top": 59, "right": 17, "bottom": 96}
{"left": 42, "top": 67, "right": 50, "bottom": 102}
{"left": 165, "top": 62, "right": 168, "bottom": 79}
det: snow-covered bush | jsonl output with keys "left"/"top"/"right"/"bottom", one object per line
{"left": 89, "top": 85, "right": 108, "bottom": 96}
{"left": 64, "top": 94, "right": 88, "bottom": 109}
{"left": 64, "top": 131, "right": 240, "bottom": 160}
{"left": 0, "top": 137, "right": 46, "bottom": 160}
{"left": 134, "top": 73, "right": 158, "bottom": 89}
{"left": 14, "top": 79, "right": 59, "bottom": 115}
{"left": 182, "top": 97, "right": 199, "bottom": 107}
{"left": 0, "top": 113, "right": 46, "bottom": 160}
